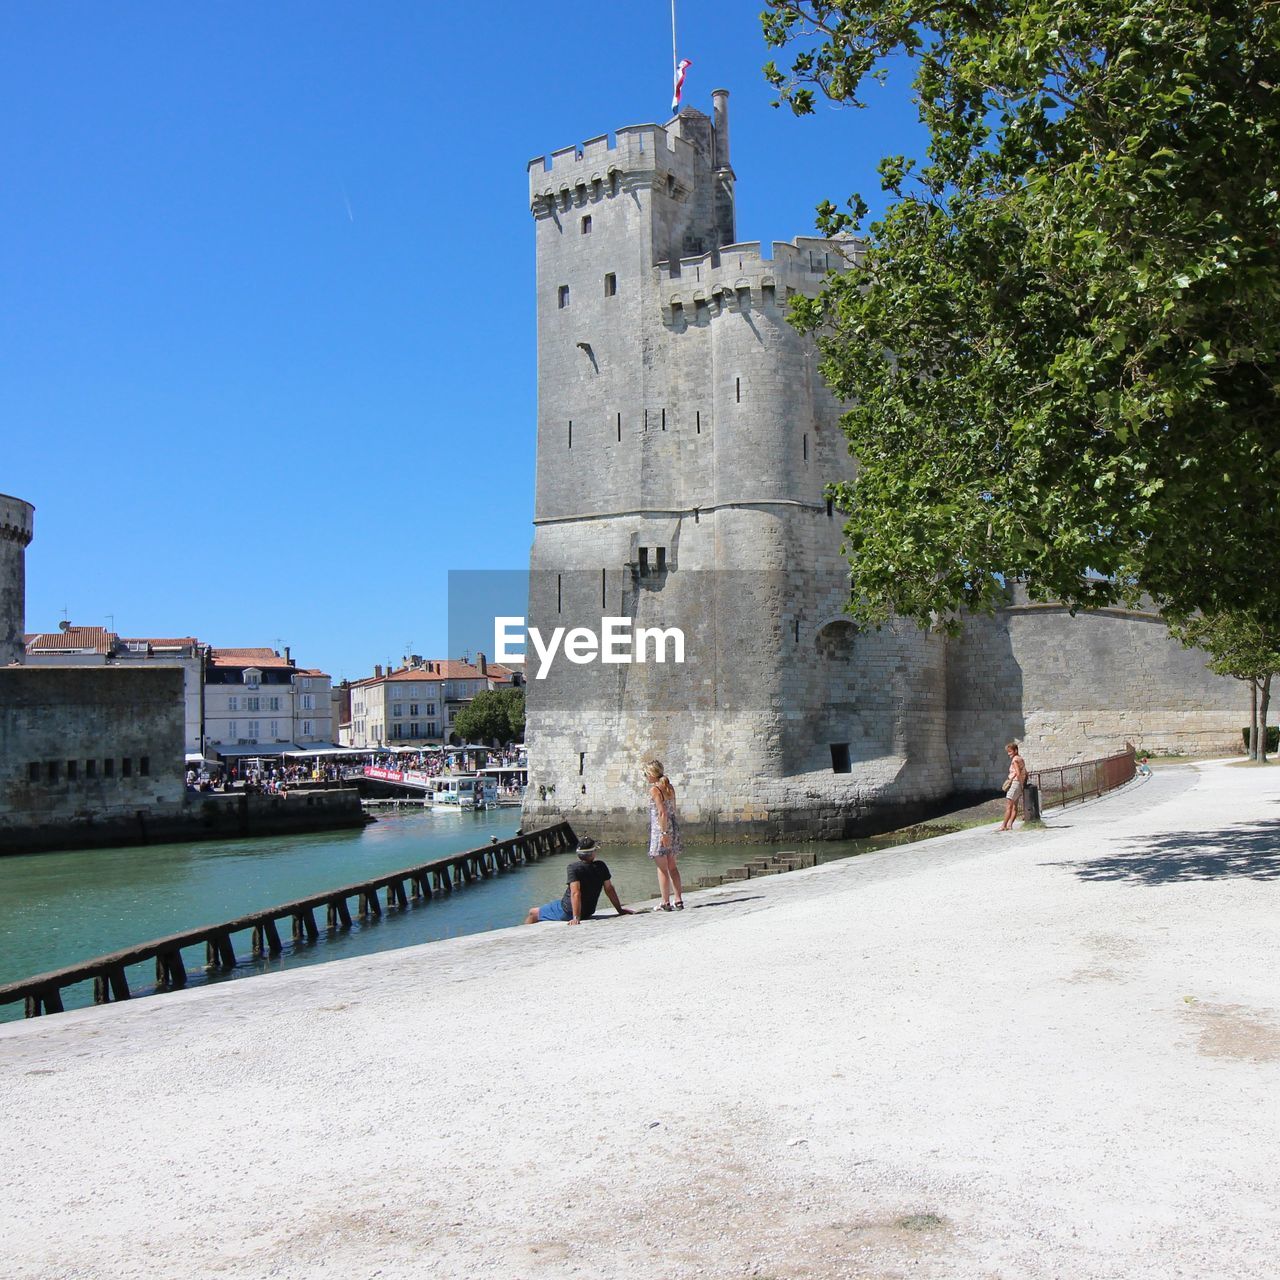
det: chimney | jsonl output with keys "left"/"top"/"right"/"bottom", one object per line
{"left": 374, "top": 664, "right": 383, "bottom": 679}
{"left": 712, "top": 88, "right": 731, "bottom": 170}
{"left": 478, "top": 652, "right": 488, "bottom": 676}
{"left": 285, "top": 645, "right": 292, "bottom": 666}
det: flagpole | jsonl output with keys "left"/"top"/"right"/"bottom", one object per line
{"left": 671, "top": 0, "right": 678, "bottom": 79}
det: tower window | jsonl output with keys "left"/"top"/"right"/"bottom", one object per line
{"left": 661, "top": 408, "right": 666, "bottom": 431}
{"left": 581, "top": 215, "right": 592, "bottom": 234}
{"left": 830, "top": 743, "right": 852, "bottom": 774}
{"left": 558, "top": 285, "right": 570, "bottom": 309}
{"left": 27, "top": 761, "right": 40, "bottom": 783}
{"left": 579, "top": 752, "right": 586, "bottom": 776}
{"left": 803, "top": 433, "right": 809, "bottom": 462}
{"left": 601, "top": 568, "right": 607, "bottom": 607}
{"left": 616, "top": 411, "right": 622, "bottom": 442}
{"left": 86, "top": 758, "right": 97, "bottom": 779}
{"left": 604, "top": 272, "right": 617, "bottom": 297}
{"left": 736, "top": 377, "right": 741, "bottom": 403}
{"left": 67, "top": 760, "right": 78, "bottom": 781}
{"left": 639, "top": 547, "right": 649, "bottom": 576}
{"left": 696, "top": 410, "right": 701, "bottom": 434}
{"left": 568, "top": 420, "right": 573, "bottom": 450}
{"left": 667, "top": 173, "right": 676, "bottom": 195}
{"left": 656, "top": 547, "right": 667, "bottom": 572}
{"left": 557, "top": 573, "right": 562, "bottom": 613}
{"left": 827, "top": 498, "right": 834, "bottom": 519}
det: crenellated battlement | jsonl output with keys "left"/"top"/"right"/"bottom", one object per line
{"left": 528, "top": 112, "right": 713, "bottom": 214}
{"left": 656, "top": 235, "right": 863, "bottom": 321}
{"left": 0, "top": 493, "right": 35, "bottom": 548}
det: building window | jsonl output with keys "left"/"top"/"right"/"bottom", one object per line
{"left": 581, "top": 214, "right": 591, "bottom": 234}
{"left": 803, "top": 433, "right": 809, "bottom": 462}
{"left": 85, "top": 759, "right": 97, "bottom": 779}
{"left": 392, "top": 702, "right": 402, "bottom": 717}
{"left": 301, "top": 694, "right": 314, "bottom": 711}
{"left": 639, "top": 547, "right": 649, "bottom": 576}
{"left": 568, "top": 419, "right": 573, "bottom": 449}
{"left": 428, "top": 722, "right": 438, "bottom": 737}
{"left": 616, "top": 411, "right": 622, "bottom": 442}
{"left": 270, "top": 720, "right": 280, "bottom": 738}
{"left": 122, "top": 758, "right": 133, "bottom": 778}
{"left": 302, "top": 678, "right": 312, "bottom": 690}
{"left": 409, "top": 722, "right": 420, "bottom": 738}
{"left": 27, "top": 761, "right": 40, "bottom": 782}
{"left": 736, "top": 377, "right": 741, "bottom": 403}
{"left": 696, "top": 410, "right": 701, "bottom": 434}
{"left": 269, "top": 696, "right": 280, "bottom": 711}
{"left": 245, "top": 673, "right": 260, "bottom": 688}
{"left": 426, "top": 703, "right": 435, "bottom": 715}
{"left": 104, "top": 758, "right": 114, "bottom": 779}
{"left": 656, "top": 546, "right": 667, "bottom": 572}
{"left": 410, "top": 703, "right": 419, "bottom": 716}
{"left": 46, "top": 761, "right": 60, "bottom": 783}
{"left": 302, "top": 720, "right": 313, "bottom": 737}
{"left": 228, "top": 721, "right": 238, "bottom": 739}
{"left": 140, "top": 757, "right": 150, "bottom": 777}
{"left": 392, "top": 723, "right": 402, "bottom": 738}
{"left": 827, "top": 498, "right": 834, "bottom": 519}
{"left": 830, "top": 743, "right": 851, "bottom": 774}
{"left": 228, "top": 696, "right": 239, "bottom": 712}
{"left": 248, "top": 721, "right": 260, "bottom": 739}
{"left": 605, "top": 272, "right": 617, "bottom": 296}
{"left": 67, "top": 759, "right": 78, "bottom": 781}
{"left": 558, "top": 285, "right": 569, "bottom": 309}
{"left": 246, "top": 696, "right": 260, "bottom": 712}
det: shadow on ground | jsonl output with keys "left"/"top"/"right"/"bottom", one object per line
{"left": 1050, "top": 819, "right": 1280, "bottom": 885}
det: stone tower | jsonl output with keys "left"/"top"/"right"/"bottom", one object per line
{"left": 0, "top": 492, "right": 34, "bottom": 667}
{"left": 522, "top": 94, "right": 954, "bottom": 841}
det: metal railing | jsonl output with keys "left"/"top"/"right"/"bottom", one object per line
{"left": 1026, "top": 746, "right": 1136, "bottom": 813}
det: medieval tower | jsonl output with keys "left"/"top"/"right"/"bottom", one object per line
{"left": 0, "top": 492, "right": 35, "bottom": 667}
{"left": 521, "top": 95, "right": 954, "bottom": 840}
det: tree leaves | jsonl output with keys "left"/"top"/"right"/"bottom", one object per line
{"left": 763, "top": 0, "right": 1280, "bottom": 630}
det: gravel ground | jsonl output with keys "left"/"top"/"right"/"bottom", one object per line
{"left": 2, "top": 760, "right": 1277, "bottom": 1280}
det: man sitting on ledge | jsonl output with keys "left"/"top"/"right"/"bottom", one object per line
{"left": 526, "top": 838, "right": 634, "bottom": 926}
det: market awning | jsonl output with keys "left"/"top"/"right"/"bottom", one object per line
{"left": 214, "top": 743, "right": 302, "bottom": 758}
{"left": 281, "top": 745, "right": 365, "bottom": 758}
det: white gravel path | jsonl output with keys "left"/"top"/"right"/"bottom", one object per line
{"left": 2, "top": 760, "right": 1277, "bottom": 1280}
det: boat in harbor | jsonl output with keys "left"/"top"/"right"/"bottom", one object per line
{"left": 430, "top": 775, "right": 498, "bottom": 812}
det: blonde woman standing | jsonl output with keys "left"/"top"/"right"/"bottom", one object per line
{"left": 1000, "top": 741, "right": 1028, "bottom": 831}
{"left": 645, "top": 759, "right": 684, "bottom": 910}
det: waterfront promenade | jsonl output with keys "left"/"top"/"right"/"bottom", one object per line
{"left": 2, "top": 761, "right": 1276, "bottom": 1279}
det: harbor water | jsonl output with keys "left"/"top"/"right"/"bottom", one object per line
{"left": 0, "top": 808, "right": 900, "bottom": 1022}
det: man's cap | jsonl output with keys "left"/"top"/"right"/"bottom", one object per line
{"left": 577, "top": 837, "right": 597, "bottom": 852}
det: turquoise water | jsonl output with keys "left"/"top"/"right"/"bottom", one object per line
{"left": 0, "top": 809, "right": 874, "bottom": 1021}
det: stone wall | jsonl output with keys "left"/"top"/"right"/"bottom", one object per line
{"left": 0, "top": 667, "right": 186, "bottom": 836}
{"left": 947, "top": 597, "right": 1248, "bottom": 791}
{"left": 0, "top": 492, "right": 34, "bottom": 667}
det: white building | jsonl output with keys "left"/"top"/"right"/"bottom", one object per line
{"left": 204, "top": 647, "right": 334, "bottom": 763}
{"left": 344, "top": 655, "right": 516, "bottom": 749}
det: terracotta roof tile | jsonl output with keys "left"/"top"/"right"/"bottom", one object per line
{"left": 26, "top": 627, "right": 116, "bottom": 654}
{"left": 209, "top": 647, "right": 293, "bottom": 669}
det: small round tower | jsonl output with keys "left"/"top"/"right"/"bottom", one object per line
{"left": 0, "top": 492, "right": 35, "bottom": 666}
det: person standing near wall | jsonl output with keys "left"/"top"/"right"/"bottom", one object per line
{"left": 646, "top": 758, "right": 685, "bottom": 910}
{"left": 1000, "top": 742, "right": 1028, "bottom": 831}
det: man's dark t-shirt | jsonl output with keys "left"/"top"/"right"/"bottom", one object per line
{"left": 560, "top": 858, "right": 611, "bottom": 918}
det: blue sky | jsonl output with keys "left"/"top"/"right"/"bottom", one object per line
{"left": 1, "top": 1, "right": 924, "bottom": 681}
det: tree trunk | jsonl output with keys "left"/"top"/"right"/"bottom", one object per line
{"left": 1252, "top": 678, "right": 1260, "bottom": 761}
{"left": 1260, "top": 673, "right": 1272, "bottom": 764}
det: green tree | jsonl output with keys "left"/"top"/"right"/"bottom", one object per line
{"left": 762, "top": 0, "right": 1280, "bottom": 632}
{"left": 452, "top": 688, "right": 525, "bottom": 745}
{"left": 1169, "top": 612, "right": 1280, "bottom": 761}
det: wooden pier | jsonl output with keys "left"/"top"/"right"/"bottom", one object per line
{"left": 0, "top": 820, "right": 577, "bottom": 1020}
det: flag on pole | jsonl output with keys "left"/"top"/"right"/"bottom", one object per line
{"left": 671, "top": 58, "right": 692, "bottom": 112}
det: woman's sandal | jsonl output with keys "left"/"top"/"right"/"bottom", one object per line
{"left": 674, "top": 900, "right": 684, "bottom": 910}
{"left": 660, "top": 903, "right": 674, "bottom": 912}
